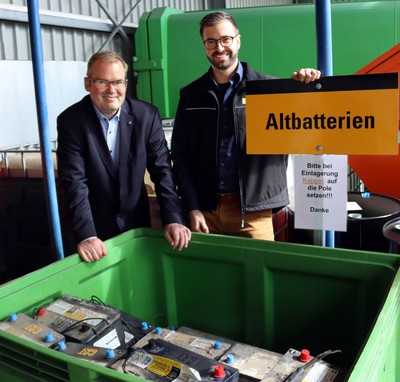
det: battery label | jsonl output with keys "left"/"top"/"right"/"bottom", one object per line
{"left": 304, "top": 362, "right": 339, "bottom": 382}
{"left": 219, "top": 343, "right": 282, "bottom": 380}
{"left": 46, "top": 300, "right": 74, "bottom": 315}
{"left": 23, "top": 323, "right": 42, "bottom": 335}
{"left": 46, "top": 296, "right": 115, "bottom": 324}
{"left": 114, "top": 349, "right": 183, "bottom": 381}
{"left": 190, "top": 337, "right": 216, "bottom": 350}
{"left": 63, "top": 310, "right": 86, "bottom": 322}
{"left": 148, "top": 355, "right": 182, "bottom": 377}
{"left": 77, "top": 347, "right": 99, "bottom": 357}
{"left": 47, "top": 300, "right": 110, "bottom": 325}
{"left": 129, "top": 349, "right": 154, "bottom": 369}
{"left": 93, "top": 328, "right": 121, "bottom": 349}
{"left": 124, "top": 331, "right": 134, "bottom": 343}
{"left": 63, "top": 307, "right": 108, "bottom": 326}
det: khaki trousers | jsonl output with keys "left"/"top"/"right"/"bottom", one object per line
{"left": 202, "top": 193, "right": 275, "bottom": 241}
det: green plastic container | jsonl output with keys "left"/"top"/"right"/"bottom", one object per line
{"left": 135, "top": 1, "right": 400, "bottom": 118}
{"left": 0, "top": 228, "right": 399, "bottom": 381}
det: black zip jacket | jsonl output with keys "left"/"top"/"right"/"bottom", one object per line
{"left": 171, "top": 62, "right": 289, "bottom": 215}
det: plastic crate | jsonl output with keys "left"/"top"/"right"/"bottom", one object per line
{"left": 0, "top": 228, "right": 399, "bottom": 381}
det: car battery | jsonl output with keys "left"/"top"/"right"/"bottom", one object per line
{"left": 218, "top": 342, "right": 283, "bottom": 380}
{"left": 111, "top": 347, "right": 192, "bottom": 382}
{"left": 88, "top": 310, "right": 153, "bottom": 350}
{"left": 136, "top": 326, "right": 232, "bottom": 360}
{"left": 35, "top": 295, "right": 120, "bottom": 344}
{"left": 179, "top": 326, "right": 281, "bottom": 380}
{"left": 112, "top": 338, "right": 239, "bottom": 382}
{"left": 0, "top": 313, "right": 65, "bottom": 348}
{"left": 262, "top": 348, "right": 340, "bottom": 382}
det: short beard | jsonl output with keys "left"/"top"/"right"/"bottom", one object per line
{"left": 207, "top": 52, "right": 238, "bottom": 71}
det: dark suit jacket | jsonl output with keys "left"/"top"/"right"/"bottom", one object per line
{"left": 57, "top": 95, "right": 183, "bottom": 243}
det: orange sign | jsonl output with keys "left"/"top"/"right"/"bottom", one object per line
{"left": 246, "top": 73, "right": 398, "bottom": 155}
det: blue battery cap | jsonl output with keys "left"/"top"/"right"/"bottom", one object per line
{"left": 105, "top": 348, "right": 115, "bottom": 360}
{"left": 8, "top": 313, "right": 17, "bottom": 322}
{"left": 213, "top": 340, "right": 222, "bottom": 349}
{"left": 226, "top": 353, "right": 234, "bottom": 364}
{"left": 43, "top": 332, "right": 55, "bottom": 343}
{"left": 56, "top": 340, "right": 66, "bottom": 351}
{"left": 154, "top": 327, "right": 162, "bottom": 335}
{"left": 141, "top": 321, "right": 149, "bottom": 331}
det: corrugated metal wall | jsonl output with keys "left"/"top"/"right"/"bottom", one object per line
{"left": 0, "top": 0, "right": 205, "bottom": 61}
{"left": 1, "top": 0, "right": 204, "bottom": 27}
{"left": 0, "top": 21, "right": 123, "bottom": 60}
{"left": 0, "top": 0, "right": 294, "bottom": 60}
{"left": 226, "top": 0, "right": 292, "bottom": 8}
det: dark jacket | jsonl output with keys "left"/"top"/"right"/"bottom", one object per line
{"left": 57, "top": 95, "right": 183, "bottom": 243}
{"left": 171, "top": 62, "right": 289, "bottom": 215}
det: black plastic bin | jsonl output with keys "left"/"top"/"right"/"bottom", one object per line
{"left": 335, "top": 192, "right": 400, "bottom": 253}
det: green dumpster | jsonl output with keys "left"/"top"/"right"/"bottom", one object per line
{"left": 0, "top": 228, "right": 399, "bottom": 381}
{"left": 135, "top": 2, "right": 400, "bottom": 118}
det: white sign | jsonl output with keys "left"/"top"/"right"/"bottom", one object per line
{"left": 294, "top": 154, "right": 348, "bottom": 231}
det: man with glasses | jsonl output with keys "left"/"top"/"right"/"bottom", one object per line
{"left": 57, "top": 51, "right": 191, "bottom": 262}
{"left": 171, "top": 12, "right": 320, "bottom": 240}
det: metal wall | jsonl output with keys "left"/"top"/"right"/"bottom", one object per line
{"left": 0, "top": 21, "right": 124, "bottom": 60}
{"left": 1, "top": 0, "right": 205, "bottom": 27}
{"left": 0, "top": 0, "right": 294, "bottom": 60}
{"left": 226, "top": 0, "right": 292, "bottom": 8}
{"left": 0, "top": 0, "right": 205, "bottom": 61}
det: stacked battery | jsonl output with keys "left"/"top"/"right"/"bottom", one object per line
{"left": 0, "top": 295, "right": 341, "bottom": 382}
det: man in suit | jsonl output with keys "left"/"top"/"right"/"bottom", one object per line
{"left": 57, "top": 51, "right": 191, "bottom": 262}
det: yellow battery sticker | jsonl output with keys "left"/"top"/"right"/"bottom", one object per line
{"left": 23, "top": 324, "right": 42, "bottom": 335}
{"left": 147, "top": 355, "right": 181, "bottom": 377}
{"left": 77, "top": 347, "right": 98, "bottom": 358}
{"left": 64, "top": 310, "right": 86, "bottom": 321}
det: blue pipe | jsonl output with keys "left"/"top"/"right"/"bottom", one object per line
{"left": 27, "top": 0, "right": 64, "bottom": 259}
{"left": 316, "top": 0, "right": 333, "bottom": 77}
{"left": 315, "top": 0, "right": 335, "bottom": 248}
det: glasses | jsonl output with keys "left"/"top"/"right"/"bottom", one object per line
{"left": 88, "top": 78, "right": 128, "bottom": 89}
{"left": 203, "top": 35, "right": 239, "bottom": 50}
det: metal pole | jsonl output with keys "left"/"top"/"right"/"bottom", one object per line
{"left": 316, "top": 0, "right": 333, "bottom": 76}
{"left": 27, "top": 0, "right": 64, "bottom": 260}
{"left": 315, "top": 0, "right": 334, "bottom": 248}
